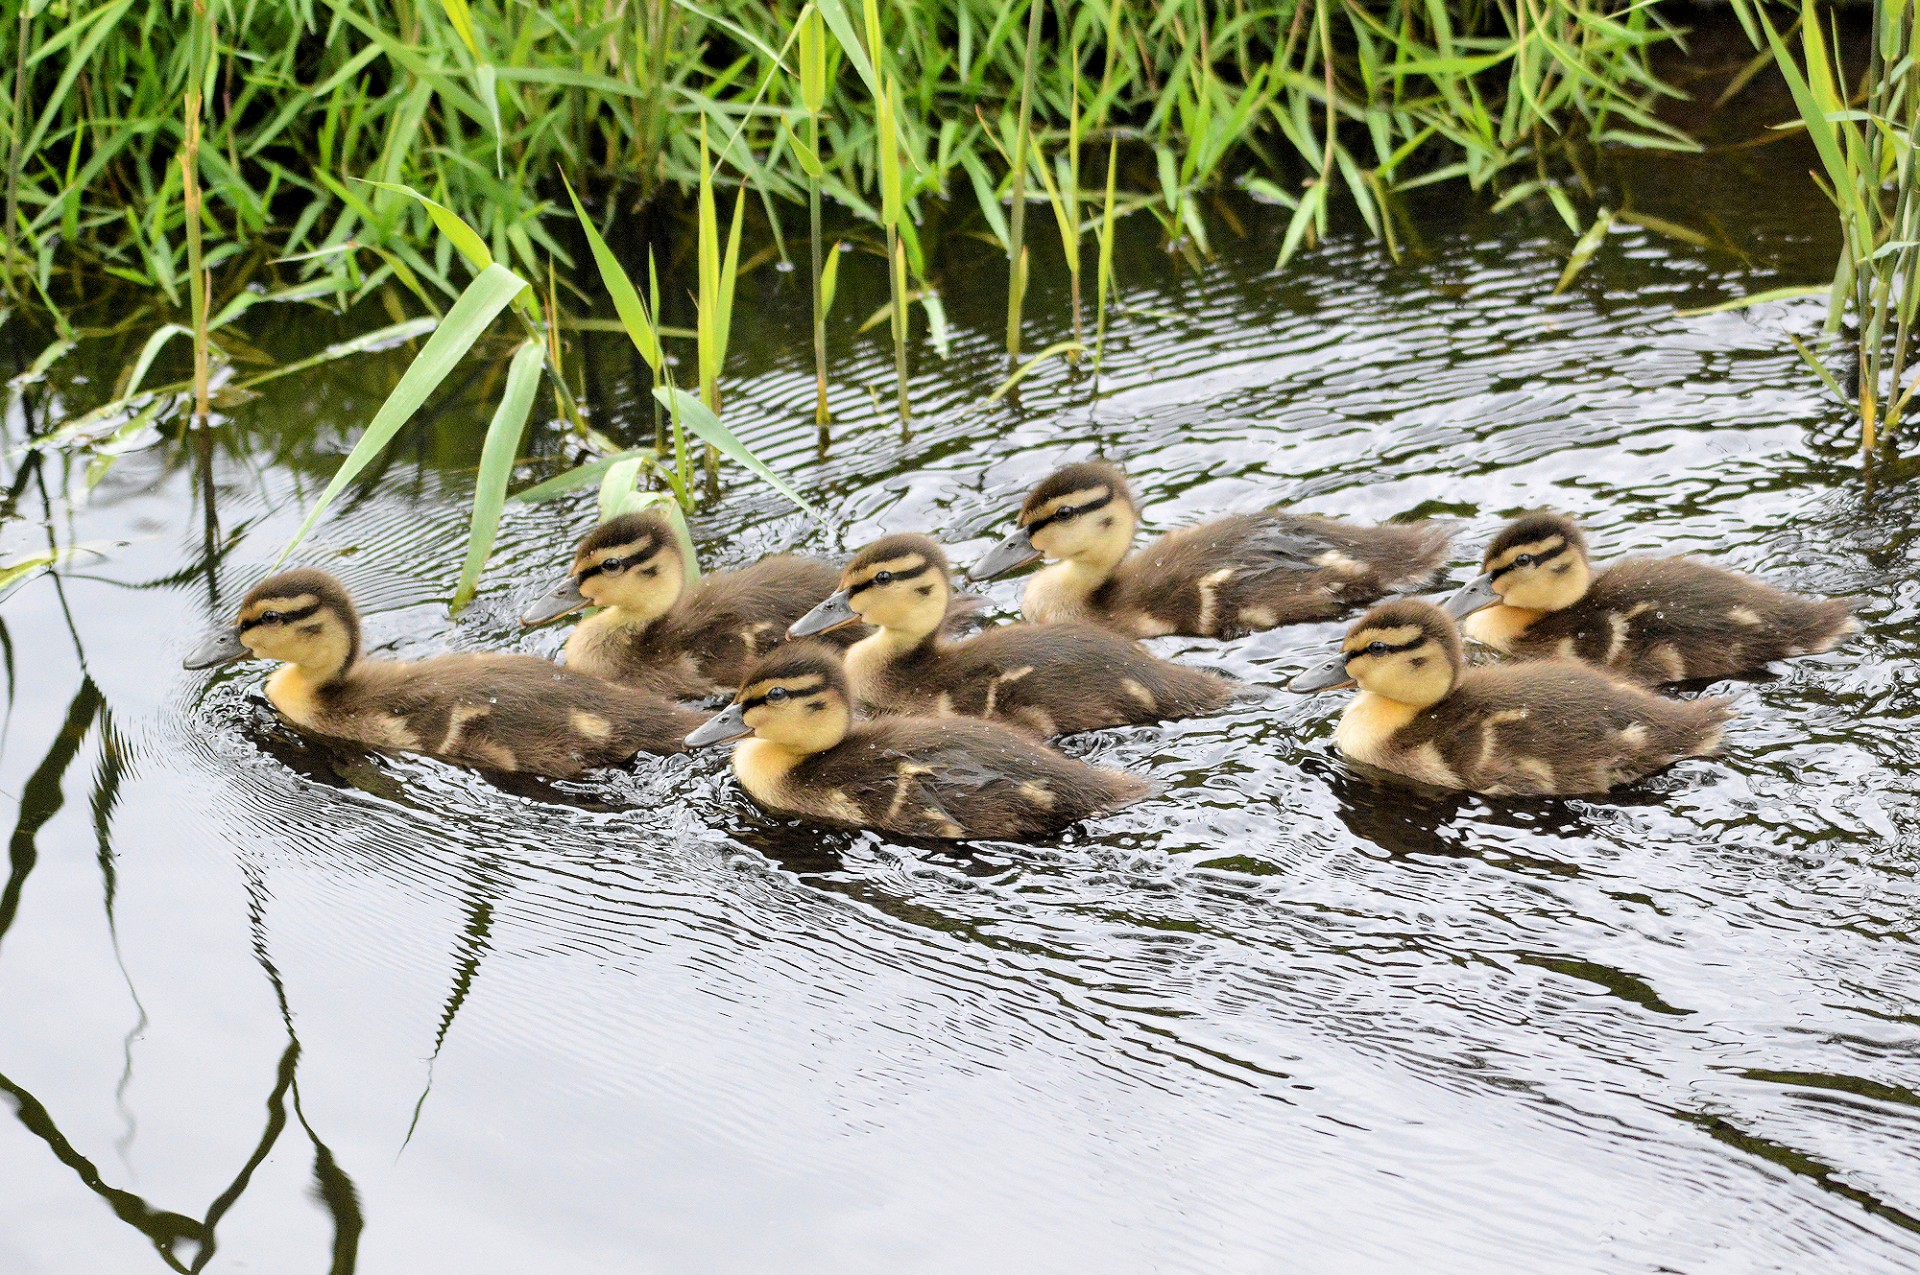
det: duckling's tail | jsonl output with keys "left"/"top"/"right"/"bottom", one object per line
{"left": 1683, "top": 692, "right": 1740, "bottom": 759}
{"left": 1097, "top": 767, "right": 1159, "bottom": 814}
{"left": 1796, "top": 598, "right": 1859, "bottom": 656}
{"left": 1372, "top": 518, "right": 1456, "bottom": 591}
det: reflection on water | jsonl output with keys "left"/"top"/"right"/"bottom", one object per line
{"left": 3, "top": 127, "right": 1919, "bottom": 1271}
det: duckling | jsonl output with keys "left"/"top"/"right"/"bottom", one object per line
{"left": 520, "top": 511, "right": 858, "bottom": 698}
{"left": 970, "top": 461, "right": 1452, "bottom": 638}
{"left": 789, "top": 534, "right": 1239, "bottom": 737}
{"left": 185, "top": 568, "right": 702, "bottom": 778}
{"left": 1289, "top": 599, "right": 1732, "bottom": 795}
{"left": 1443, "top": 512, "right": 1855, "bottom": 684}
{"left": 686, "top": 642, "right": 1150, "bottom": 839}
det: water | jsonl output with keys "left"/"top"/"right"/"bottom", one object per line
{"left": 3, "top": 117, "right": 1918, "bottom": 1272}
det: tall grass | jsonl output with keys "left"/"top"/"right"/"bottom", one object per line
{"left": 794, "top": 5, "right": 834, "bottom": 436}
{"left": 6, "top": 0, "right": 1789, "bottom": 602}
{"left": 1745, "top": 0, "right": 1918, "bottom": 456}
{"left": 2, "top": 0, "right": 1697, "bottom": 319}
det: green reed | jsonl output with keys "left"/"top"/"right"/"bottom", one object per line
{"left": 4, "top": 0, "right": 1779, "bottom": 607}
{"left": 1742, "top": 0, "right": 1920, "bottom": 455}
{"left": 794, "top": 4, "right": 834, "bottom": 436}
{"left": 2, "top": 0, "right": 1699, "bottom": 321}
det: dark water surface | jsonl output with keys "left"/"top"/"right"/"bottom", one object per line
{"left": 4, "top": 133, "right": 1919, "bottom": 1272}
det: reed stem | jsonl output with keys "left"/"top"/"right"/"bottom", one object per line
{"left": 1005, "top": 0, "right": 1045, "bottom": 364}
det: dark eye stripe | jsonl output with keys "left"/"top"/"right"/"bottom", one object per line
{"left": 577, "top": 541, "right": 663, "bottom": 581}
{"left": 239, "top": 602, "right": 321, "bottom": 632}
{"left": 1024, "top": 490, "right": 1114, "bottom": 532}
{"left": 1344, "top": 635, "right": 1425, "bottom": 664}
{"left": 1489, "top": 541, "right": 1566, "bottom": 581}
{"left": 847, "top": 560, "right": 930, "bottom": 597}
{"left": 741, "top": 680, "right": 828, "bottom": 709}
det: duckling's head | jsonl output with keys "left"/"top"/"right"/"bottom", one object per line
{"left": 790, "top": 533, "right": 952, "bottom": 639}
{"left": 1290, "top": 599, "right": 1463, "bottom": 708}
{"left": 522, "top": 512, "right": 685, "bottom": 627}
{"left": 970, "top": 461, "right": 1138, "bottom": 579}
{"left": 183, "top": 568, "right": 361, "bottom": 682}
{"left": 685, "top": 642, "right": 852, "bottom": 754}
{"left": 1444, "top": 512, "right": 1591, "bottom": 619}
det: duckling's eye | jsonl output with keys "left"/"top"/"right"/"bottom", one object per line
{"left": 765, "top": 687, "right": 789, "bottom": 703}
{"left": 1514, "top": 553, "right": 1536, "bottom": 567}
{"left": 874, "top": 570, "right": 894, "bottom": 586}
{"left": 260, "top": 611, "right": 284, "bottom": 625}
{"left": 601, "top": 556, "right": 627, "bottom": 573}
{"left": 1367, "top": 641, "right": 1390, "bottom": 656}
{"left": 1055, "top": 506, "right": 1078, "bottom": 522}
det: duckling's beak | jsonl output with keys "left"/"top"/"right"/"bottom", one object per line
{"left": 789, "top": 588, "right": 858, "bottom": 638}
{"left": 184, "top": 627, "right": 249, "bottom": 670}
{"left": 1288, "top": 653, "right": 1355, "bottom": 693}
{"left": 970, "top": 526, "right": 1040, "bottom": 579}
{"left": 520, "top": 575, "right": 589, "bottom": 626}
{"left": 686, "top": 702, "right": 752, "bottom": 747}
{"left": 1441, "top": 572, "right": 1500, "bottom": 620}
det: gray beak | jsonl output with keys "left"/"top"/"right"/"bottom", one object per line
{"left": 686, "top": 702, "right": 752, "bottom": 747}
{"left": 969, "top": 526, "right": 1041, "bottom": 580}
{"left": 520, "top": 575, "right": 589, "bottom": 626}
{"left": 789, "top": 588, "right": 858, "bottom": 638}
{"left": 1442, "top": 572, "right": 1500, "bottom": 620}
{"left": 1289, "top": 652, "right": 1356, "bottom": 693}
{"left": 184, "top": 627, "right": 249, "bottom": 670}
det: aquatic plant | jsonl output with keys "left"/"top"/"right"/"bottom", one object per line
{"left": 1746, "top": 0, "right": 1919, "bottom": 456}
{"left": 1, "top": 0, "right": 1698, "bottom": 319}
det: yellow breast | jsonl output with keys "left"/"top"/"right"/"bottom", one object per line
{"left": 1462, "top": 604, "right": 1543, "bottom": 651}
{"left": 1332, "top": 692, "right": 1421, "bottom": 767}
{"left": 731, "top": 739, "right": 802, "bottom": 807}
{"left": 264, "top": 665, "right": 324, "bottom": 731}
{"left": 1023, "top": 562, "right": 1097, "bottom": 625}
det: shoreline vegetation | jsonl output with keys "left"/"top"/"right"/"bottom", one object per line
{"left": 0, "top": 0, "right": 1914, "bottom": 599}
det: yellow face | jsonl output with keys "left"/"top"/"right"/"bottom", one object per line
{"left": 237, "top": 591, "right": 353, "bottom": 675}
{"left": 1024, "top": 481, "right": 1135, "bottom": 568}
{"left": 738, "top": 670, "right": 851, "bottom": 753}
{"left": 1483, "top": 531, "right": 1591, "bottom": 612}
{"left": 1341, "top": 620, "right": 1455, "bottom": 709}
{"left": 842, "top": 548, "right": 948, "bottom": 635}
{"left": 574, "top": 532, "right": 684, "bottom": 620}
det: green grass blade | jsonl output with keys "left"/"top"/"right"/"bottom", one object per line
{"left": 357, "top": 179, "right": 495, "bottom": 276}
{"left": 435, "top": 0, "right": 481, "bottom": 56}
{"left": 279, "top": 262, "right": 528, "bottom": 563}
{"left": 989, "top": 340, "right": 1084, "bottom": 402}
{"left": 1675, "top": 285, "right": 1830, "bottom": 317}
{"left": 810, "top": 0, "right": 881, "bottom": 101}
{"left": 820, "top": 239, "right": 843, "bottom": 315}
{"left": 122, "top": 323, "right": 194, "bottom": 398}
{"left": 651, "top": 385, "right": 824, "bottom": 522}
{"left": 1555, "top": 207, "right": 1615, "bottom": 293}
{"left": 453, "top": 338, "right": 546, "bottom": 609}
{"left": 562, "top": 173, "right": 661, "bottom": 370}
{"left": 511, "top": 449, "right": 659, "bottom": 503}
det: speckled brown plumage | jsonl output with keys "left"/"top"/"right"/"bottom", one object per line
{"left": 196, "top": 569, "right": 700, "bottom": 778}
{"left": 1457, "top": 513, "right": 1855, "bottom": 684}
{"left": 549, "top": 513, "right": 978, "bottom": 697}
{"left": 703, "top": 643, "right": 1151, "bottom": 839}
{"left": 827, "top": 534, "right": 1239, "bottom": 737}
{"left": 1303, "top": 598, "right": 1732, "bottom": 796}
{"left": 567, "top": 550, "right": 855, "bottom": 696}
{"left": 984, "top": 462, "right": 1452, "bottom": 638}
